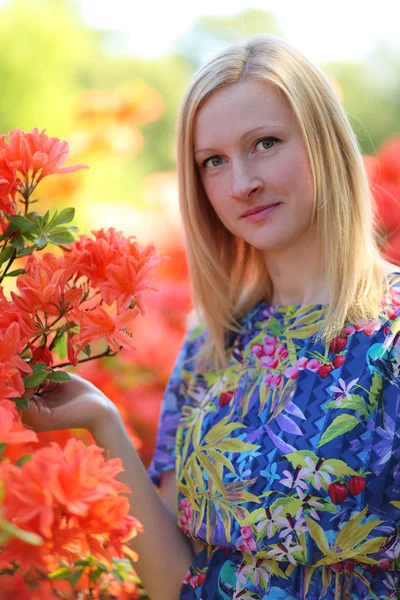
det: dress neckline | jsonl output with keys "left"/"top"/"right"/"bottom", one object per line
{"left": 259, "top": 270, "right": 400, "bottom": 312}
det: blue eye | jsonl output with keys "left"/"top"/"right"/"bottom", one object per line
{"left": 202, "top": 156, "right": 225, "bottom": 168}
{"left": 255, "top": 137, "right": 280, "bottom": 151}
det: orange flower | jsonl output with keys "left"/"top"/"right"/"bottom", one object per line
{"left": 0, "top": 399, "right": 38, "bottom": 445}
{"left": 0, "top": 150, "right": 18, "bottom": 213}
{"left": 48, "top": 438, "right": 130, "bottom": 517}
{"left": 69, "top": 228, "right": 130, "bottom": 286}
{"left": 0, "top": 453, "right": 57, "bottom": 539}
{"left": 101, "top": 249, "right": 161, "bottom": 312}
{"left": 12, "top": 266, "right": 65, "bottom": 316}
{"left": 0, "top": 287, "right": 37, "bottom": 342}
{"left": 0, "top": 128, "right": 87, "bottom": 185}
{"left": 71, "top": 305, "right": 138, "bottom": 353}
{"left": 0, "top": 438, "right": 140, "bottom": 577}
{"left": 30, "top": 345, "right": 53, "bottom": 366}
{"left": 0, "top": 322, "right": 32, "bottom": 400}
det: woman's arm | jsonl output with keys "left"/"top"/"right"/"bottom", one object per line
{"left": 92, "top": 411, "right": 195, "bottom": 600}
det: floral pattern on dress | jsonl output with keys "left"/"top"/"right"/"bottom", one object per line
{"left": 149, "top": 273, "right": 400, "bottom": 599}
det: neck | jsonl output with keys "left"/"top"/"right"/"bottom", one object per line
{"left": 263, "top": 229, "right": 329, "bottom": 306}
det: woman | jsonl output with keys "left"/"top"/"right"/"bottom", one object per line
{"left": 23, "top": 35, "right": 400, "bottom": 599}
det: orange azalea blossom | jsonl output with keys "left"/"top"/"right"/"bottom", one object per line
{"left": 0, "top": 518, "right": 81, "bottom": 574}
{"left": 0, "top": 314, "right": 32, "bottom": 361}
{"left": 0, "top": 399, "right": 38, "bottom": 445}
{"left": 0, "top": 151, "right": 18, "bottom": 213}
{"left": 30, "top": 344, "right": 53, "bottom": 366}
{"left": 11, "top": 252, "right": 83, "bottom": 330}
{"left": 71, "top": 305, "right": 138, "bottom": 354}
{"left": 102, "top": 576, "right": 140, "bottom": 600}
{"left": 46, "top": 438, "right": 130, "bottom": 515}
{"left": 100, "top": 247, "right": 162, "bottom": 313}
{"left": 69, "top": 228, "right": 135, "bottom": 286}
{"left": 0, "top": 322, "right": 32, "bottom": 400}
{"left": 0, "top": 287, "right": 37, "bottom": 342}
{"left": 24, "top": 251, "right": 82, "bottom": 292}
{"left": 67, "top": 330, "right": 78, "bottom": 366}
{"left": 0, "top": 453, "right": 58, "bottom": 539}
{"left": 0, "top": 128, "right": 87, "bottom": 187}
{"left": 0, "top": 364, "right": 25, "bottom": 401}
{"left": 12, "top": 265, "right": 67, "bottom": 316}
{"left": 0, "top": 439, "right": 140, "bottom": 576}
{"left": 0, "top": 572, "right": 66, "bottom": 600}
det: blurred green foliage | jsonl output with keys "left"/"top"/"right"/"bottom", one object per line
{"left": 0, "top": 0, "right": 399, "bottom": 218}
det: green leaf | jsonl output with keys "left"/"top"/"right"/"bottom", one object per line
{"left": 317, "top": 414, "right": 360, "bottom": 448}
{"left": 291, "top": 309, "right": 326, "bottom": 328}
{"left": 10, "top": 236, "right": 24, "bottom": 252}
{"left": 23, "top": 370, "right": 48, "bottom": 388}
{"left": 322, "top": 458, "right": 358, "bottom": 477}
{"left": 337, "top": 520, "right": 383, "bottom": 551}
{"left": 82, "top": 344, "right": 92, "bottom": 357}
{"left": 46, "top": 371, "right": 71, "bottom": 383}
{"left": 34, "top": 234, "right": 48, "bottom": 250}
{"left": 283, "top": 450, "right": 319, "bottom": 469}
{"left": 196, "top": 453, "right": 225, "bottom": 495}
{"left": 312, "top": 499, "right": 339, "bottom": 514}
{"left": 351, "top": 536, "right": 388, "bottom": 556}
{"left": 14, "top": 396, "right": 29, "bottom": 410}
{"left": 25, "top": 211, "right": 42, "bottom": 227}
{"left": 49, "top": 207, "right": 75, "bottom": 228}
{"left": 286, "top": 323, "right": 324, "bottom": 340}
{"left": 304, "top": 566, "right": 317, "bottom": 597}
{"left": 0, "top": 245, "right": 14, "bottom": 266}
{"left": 206, "top": 448, "right": 236, "bottom": 474}
{"left": 4, "top": 268, "right": 26, "bottom": 277}
{"left": 203, "top": 420, "right": 246, "bottom": 445}
{"left": 0, "top": 443, "right": 6, "bottom": 456}
{"left": 53, "top": 334, "right": 67, "bottom": 359}
{"left": 0, "top": 519, "right": 43, "bottom": 545}
{"left": 16, "top": 244, "right": 37, "bottom": 257}
{"left": 243, "top": 507, "right": 267, "bottom": 525}
{"left": 8, "top": 215, "right": 36, "bottom": 235}
{"left": 369, "top": 372, "right": 382, "bottom": 412}
{"left": 267, "top": 316, "right": 284, "bottom": 336}
{"left": 334, "top": 507, "right": 368, "bottom": 551}
{"left": 43, "top": 210, "right": 50, "bottom": 228}
{"left": 305, "top": 515, "right": 330, "bottom": 555}
{"left": 212, "top": 438, "right": 258, "bottom": 452}
{"left": 270, "top": 496, "right": 302, "bottom": 516}
{"left": 286, "top": 336, "right": 297, "bottom": 364}
{"left": 31, "top": 362, "right": 47, "bottom": 372}
{"left": 48, "top": 231, "right": 75, "bottom": 245}
{"left": 49, "top": 566, "right": 71, "bottom": 580}
{"left": 89, "top": 568, "right": 104, "bottom": 583}
{"left": 15, "top": 454, "right": 32, "bottom": 467}
{"left": 68, "top": 567, "right": 84, "bottom": 587}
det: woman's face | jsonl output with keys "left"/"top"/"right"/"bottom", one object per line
{"left": 193, "top": 79, "right": 315, "bottom": 256}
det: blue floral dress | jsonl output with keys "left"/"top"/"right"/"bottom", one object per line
{"left": 149, "top": 273, "right": 400, "bottom": 599}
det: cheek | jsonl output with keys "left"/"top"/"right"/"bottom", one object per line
{"left": 202, "top": 176, "right": 230, "bottom": 215}
{"left": 278, "top": 150, "right": 314, "bottom": 208}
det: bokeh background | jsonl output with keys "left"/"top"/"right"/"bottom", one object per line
{"left": 2, "top": 0, "right": 400, "bottom": 471}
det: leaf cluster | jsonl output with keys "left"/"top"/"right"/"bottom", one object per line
{"left": 0, "top": 208, "right": 77, "bottom": 279}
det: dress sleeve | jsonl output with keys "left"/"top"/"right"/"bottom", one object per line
{"left": 148, "top": 326, "right": 202, "bottom": 488}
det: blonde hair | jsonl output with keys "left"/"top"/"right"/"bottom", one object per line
{"left": 176, "top": 34, "right": 386, "bottom": 366}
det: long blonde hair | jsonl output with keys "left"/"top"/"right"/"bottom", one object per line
{"left": 176, "top": 34, "right": 385, "bottom": 365}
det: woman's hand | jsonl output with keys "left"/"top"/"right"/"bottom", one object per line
{"left": 21, "top": 372, "right": 119, "bottom": 435}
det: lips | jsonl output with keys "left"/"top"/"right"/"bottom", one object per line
{"left": 240, "top": 202, "right": 280, "bottom": 218}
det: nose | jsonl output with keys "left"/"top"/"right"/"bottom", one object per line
{"left": 230, "top": 161, "right": 264, "bottom": 201}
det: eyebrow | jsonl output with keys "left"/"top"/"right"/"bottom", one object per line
{"left": 194, "top": 124, "right": 286, "bottom": 156}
